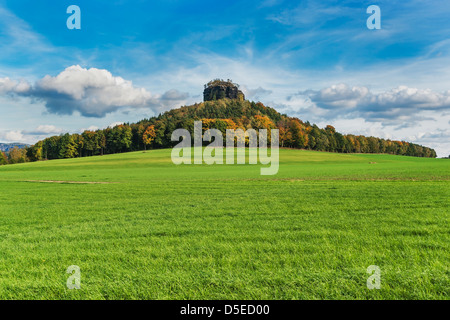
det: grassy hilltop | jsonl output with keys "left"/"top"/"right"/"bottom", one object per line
{"left": 0, "top": 148, "right": 448, "bottom": 299}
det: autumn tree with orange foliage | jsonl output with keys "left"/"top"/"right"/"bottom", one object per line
{"left": 289, "top": 118, "right": 309, "bottom": 148}
{"left": 142, "top": 125, "right": 156, "bottom": 150}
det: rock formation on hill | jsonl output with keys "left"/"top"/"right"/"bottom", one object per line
{"left": 203, "top": 79, "right": 245, "bottom": 102}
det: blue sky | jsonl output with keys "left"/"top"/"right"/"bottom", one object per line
{"left": 0, "top": 0, "right": 449, "bottom": 156}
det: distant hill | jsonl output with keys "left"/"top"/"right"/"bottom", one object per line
{"left": 18, "top": 79, "right": 437, "bottom": 162}
{"left": 0, "top": 143, "right": 29, "bottom": 152}
{"left": 24, "top": 97, "right": 437, "bottom": 161}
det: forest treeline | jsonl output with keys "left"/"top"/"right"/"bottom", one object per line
{"left": 0, "top": 99, "right": 436, "bottom": 165}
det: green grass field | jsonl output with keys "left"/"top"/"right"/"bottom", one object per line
{"left": 0, "top": 148, "right": 448, "bottom": 299}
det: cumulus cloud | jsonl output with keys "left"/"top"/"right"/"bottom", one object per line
{"left": 0, "top": 130, "right": 24, "bottom": 142}
{"left": 0, "top": 65, "right": 189, "bottom": 117}
{"left": 24, "top": 125, "right": 64, "bottom": 135}
{"left": 108, "top": 122, "right": 124, "bottom": 128}
{"left": 297, "top": 84, "right": 450, "bottom": 124}
{"left": 241, "top": 86, "right": 273, "bottom": 101}
{"left": 0, "top": 77, "right": 31, "bottom": 94}
{"left": 413, "top": 129, "right": 450, "bottom": 142}
{"left": 0, "top": 125, "right": 65, "bottom": 144}
{"left": 81, "top": 126, "right": 99, "bottom": 132}
{"left": 158, "top": 89, "right": 190, "bottom": 109}
{"left": 33, "top": 65, "right": 154, "bottom": 117}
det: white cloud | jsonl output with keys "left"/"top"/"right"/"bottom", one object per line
{"left": 0, "top": 130, "right": 24, "bottom": 142}
{"left": 108, "top": 122, "right": 124, "bottom": 128}
{"left": 298, "top": 84, "right": 450, "bottom": 123}
{"left": 0, "top": 65, "right": 189, "bottom": 117}
{"left": 0, "top": 125, "right": 64, "bottom": 144}
{"left": 79, "top": 125, "right": 99, "bottom": 132}
{"left": 33, "top": 65, "right": 153, "bottom": 116}
{"left": 0, "top": 77, "right": 31, "bottom": 94}
{"left": 24, "top": 125, "right": 64, "bottom": 135}
{"left": 241, "top": 86, "right": 273, "bottom": 100}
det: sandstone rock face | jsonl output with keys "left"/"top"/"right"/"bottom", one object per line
{"left": 203, "top": 79, "right": 245, "bottom": 102}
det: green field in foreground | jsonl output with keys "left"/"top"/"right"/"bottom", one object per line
{"left": 0, "top": 148, "right": 449, "bottom": 299}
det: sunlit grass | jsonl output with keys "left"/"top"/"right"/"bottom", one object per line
{"left": 0, "top": 149, "right": 448, "bottom": 299}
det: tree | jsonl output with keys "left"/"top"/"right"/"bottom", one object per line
{"left": 59, "top": 133, "right": 78, "bottom": 159}
{"left": 135, "top": 124, "right": 147, "bottom": 151}
{"left": 252, "top": 115, "right": 275, "bottom": 131}
{"left": 26, "top": 141, "right": 44, "bottom": 161}
{"left": 277, "top": 119, "right": 290, "bottom": 148}
{"left": 325, "top": 126, "right": 337, "bottom": 152}
{"left": 142, "top": 125, "right": 156, "bottom": 150}
{"left": 289, "top": 119, "right": 308, "bottom": 149}
{"left": 334, "top": 132, "right": 346, "bottom": 152}
{"left": 8, "top": 147, "right": 28, "bottom": 164}
{"left": 71, "top": 134, "right": 84, "bottom": 157}
{"left": 0, "top": 151, "right": 7, "bottom": 165}
{"left": 43, "top": 135, "right": 61, "bottom": 159}
{"left": 325, "top": 125, "right": 336, "bottom": 134}
{"left": 308, "top": 125, "right": 321, "bottom": 150}
{"left": 367, "top": 137, "right": 380, "bottom": 153}
{"left": 153, "top": 120, "right": 167, "bottom": 148}
{"left": 97, "top": 130, "right": 106, "bottom": 155}
{"left": 82, "top": 131, "right": 97, "bottom": 156}
{"left": 118, "top": 125, "right": 133, "bottom": 152}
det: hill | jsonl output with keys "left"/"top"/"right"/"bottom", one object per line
{"left": 20, "top": 86, "right": 436, "bottom": 163}
{"left": 0, "top": 143, "right": 29, "bottom": 152}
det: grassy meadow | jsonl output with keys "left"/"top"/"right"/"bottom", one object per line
{"left": 0, "top": 148, "right": 448, "bottom": 299}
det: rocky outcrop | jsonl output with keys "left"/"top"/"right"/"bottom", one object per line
{"left": 203, "top": 79, "right": 245, "bottom": 102}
